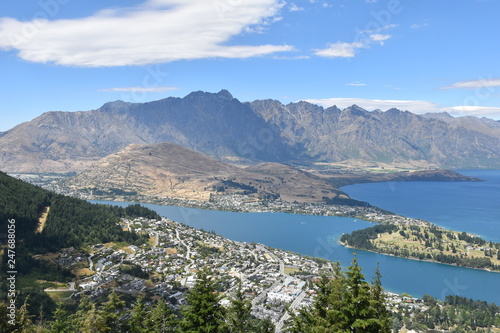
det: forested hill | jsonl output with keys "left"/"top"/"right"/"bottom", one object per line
{"left": 0, "top": 171, "right": 157, "bottom": 252}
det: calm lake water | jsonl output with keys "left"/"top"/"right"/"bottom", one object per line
{"left": 341, "top": 170, "right": 500, "bottom": 242}
{"left": 92, "top": 170, "right": 500, "bottom": 304}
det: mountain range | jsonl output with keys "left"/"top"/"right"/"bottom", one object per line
{"left": 1, "top": 89, "right": 500, "bottom": 173}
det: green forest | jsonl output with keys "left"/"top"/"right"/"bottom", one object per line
{"left": 0, "top": 171, "right": 157, "bottom": 252}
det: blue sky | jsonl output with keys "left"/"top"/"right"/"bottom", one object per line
{"left": 1, "top": 0, "right": 500, "bottom": 131}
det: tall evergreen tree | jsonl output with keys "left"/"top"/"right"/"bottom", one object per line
{"left": 180, "top": 269, "right": 227, "bottom": 333}
{"left": 14, "top": 297, "right": 36, "bottom": 333}
{"left": 370, "top": 264, "right": 391, "bottom": 332}
{"left": 149, "top": 298, "right": 179, "bottom": 333}
{"left": 47, "top": 305, "right": 76, "bottom": 333}
{"left": 226, "top": 279, "right": 252, "bottom": 333}
{"left": 81, "top": 303, "right": 105, "bottom": 333}
{"left": 127, "top": 295, "right": 149, "bottom": 333}
{"left": 288, "top": 257, "right": 390, "bottom": 333}
{"left": 98, "top": 290, "right": 126, "bottom": 332}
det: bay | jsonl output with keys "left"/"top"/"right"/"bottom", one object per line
{"left": 93, "top": 197, "right": 500, "bottom": 304}
{"left": 341, "top": 170, "right": 500, "bottom": 242}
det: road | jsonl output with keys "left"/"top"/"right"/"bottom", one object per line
{"left": 252, "top": 279, "right": 282, "bottom": 307}
{"left": 176, "top": 228, "right": 193, "bottom": 274}
{"left": 275, "top": 290, "right": 307, "bottom": 332}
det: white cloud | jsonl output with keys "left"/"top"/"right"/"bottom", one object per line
{"left": 383, "top": 84, "right": 400, "bottom": 90}
{"left": 347, "top": 82, "right": 367, "bottom": 86}
{"left": 441, "top": 106, "right": 500, "bottom": 118}
{"left": 100, "top": 86, "right": 178, "bottom": 92}
{"left": 0, "top": 0, "right": 292, "bottom": 67}
{"left": 289, "top": 3, "right": 305, "bottom": 11}
{"left": 359, "top": 24, "right": 397, "bottom": 34}
{"left": 315, "top": 25, "right": 395, "bottom": 58}
{"left": 440, "top": 79, "right": 500, "bottom": 89}
{"left": 314, "top": 42, "right": 364, "bottom": 58}
{"left": 302, "top": 97, "right": 500, "bottom": 119}
{"left": 272, "top": 55, "right": 310, "bottom": 60}
{"left": 411, "top": 22, "right": 430, "bottom": 29}
{"left": 370, "top": 34, "right": 391, "bottom": 42}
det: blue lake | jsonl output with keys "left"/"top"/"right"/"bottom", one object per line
{"left": 92, "top": 170, "right": 500, "bottom": 304}
{"left": 341, "top": 170, "right": 500, "bottom": 242}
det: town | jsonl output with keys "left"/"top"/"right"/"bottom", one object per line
{"left": 46, "top": 215, "right": 428, "bottom": 332}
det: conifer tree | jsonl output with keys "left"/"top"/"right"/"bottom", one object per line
{"left": 226, "top": 279, "right": 253, "bottom": 333}
{"left": 13, "top": 296, "right": 36, "bottom": 333}
{"left": 74, "top": 294, "right": 93, "bottom": 329}
{"left": 180, "top": 269, "right": 227, "bottom": 333}
{"left": 370, "top": 264, "right": 391, "bottom": 333}
{"left": 288, "top": 256, "right": 391, "bottom": 333}
{"left": 127, "top": 295, "right": 149, "bottom": 333}
{"left": 81, "top": 303, "right": 105, "bottom": 333}
{"left": 47, "top": 305, "right": 76, "bottom": 333}
{"left": 149, "top": 298, "right": 179, "bottom": 333}
{"left": 98, "top": 290, "right": 126, "bottom": 332}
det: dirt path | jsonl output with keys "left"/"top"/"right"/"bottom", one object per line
{"left": 36, "top": 206, "right": 50, "bottom": 234}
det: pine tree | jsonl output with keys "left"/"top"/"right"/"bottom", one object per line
{"left": 127, "top": 295, "right": 149, "bottom": 333}
{"left": 149, "top": 298, "right": 179, "bottom": 333}
{"left": 74, "top": 294, "right": 93, "bottom": 329}
{"left": 370, "top": 264, "right": 391, "bottom": 333}
{"left": 343, "top": 256, "right": 375, "bottom": 332}
{"left": 13, "top": 296, "right": 36, "bottom": 333}
{"left": 47, "top": 305, "right": 76, "bottom": 333}
{"left": 81, "top": 303, "right": 105, "bottom": 333}
{"left": 180, "top": 268, "right": 226, "bottom": 333}
{"left": 226, "top": 280, "right": 253, "bottom": 333}
{"left": 98, "top": 290, "right": 126, "bottom": 332}
{"left": 288, "top": 257, "right": 391, "bottom": 333}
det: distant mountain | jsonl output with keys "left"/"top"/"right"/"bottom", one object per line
{"left": 250, "top": 100, "right": 500, "bottom": 169}
{"left": 63, "top": 143, "right": 345, "bottom": 203}
{"left": 1, "top": 90, "right": 500, "bottom": 173}
{"left": 0, "top": 90, "right": 293, "bottom": 173}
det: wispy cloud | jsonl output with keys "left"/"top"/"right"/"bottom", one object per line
{"left": 314, "top": 42, "right": 364, "bottom": 58}
{"left": 441, "top": 106, "right": 500, "bottom": 117}
{"left": 411, "top": 23, "right": 430, "bottom": 29}
{"left": 289, "top": 3, "right": 305, "bottom": 11}
{"left": 100, "top": 86, "right": 178, "bottom": 93}
{"left": 314, "top": 24, "right": 395, "bottom": 58}
{"left": 370, "top": 34, "right": 391, "bottom": 42}
{"left": 0, "top": 0, "right": 292, "bottom": 67}
{"left": 440, "top": 78, "right": 500, "bottom": 89}
{"left": 347, "top": 82, "right": 367, "bottom": 87}
{"left": 359, "top": 24, "right": 397, "bottom": 34}
{"left": 410, "top": 19, "right": 430, "bottom": 30}
{"left": 383, "top": 84, "right": 401, "bottom": 90}
{"left": 272, "top": 55, "right": 310, "bottom": 60}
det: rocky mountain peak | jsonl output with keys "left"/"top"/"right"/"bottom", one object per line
{"left": 185, "top": 89, "right": 233, "bottom": 101}
{"left": 99, "top": 100, "right": 134, "bottom": 112}
{"left": 422, "top": 112, "right": 453, "bottom": 119}
{"left": 217, "top": 89, "right": 233, "bottom": 100}
{"left": 342, "top": 104, "right": 371, "bottom": 117}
